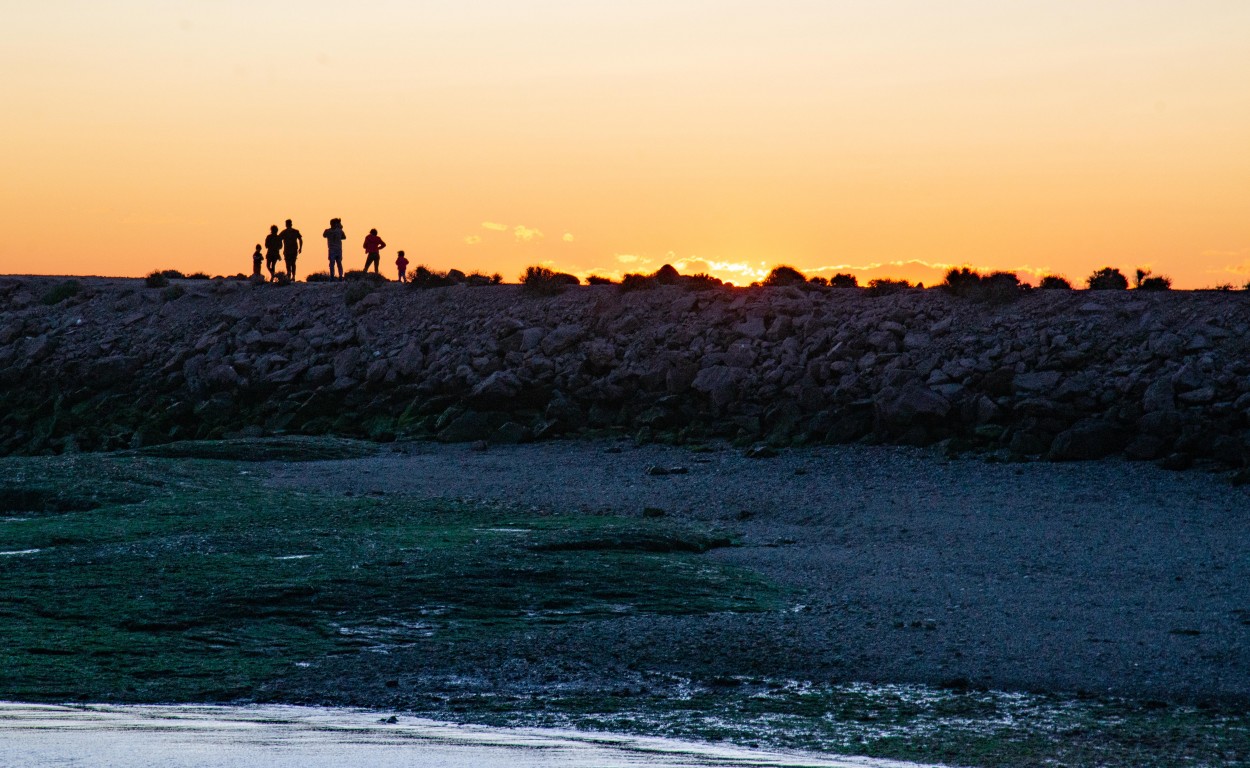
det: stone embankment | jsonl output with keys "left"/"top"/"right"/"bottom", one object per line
{"left": 1, "top": 276, "right": 1248, "bottom": 471}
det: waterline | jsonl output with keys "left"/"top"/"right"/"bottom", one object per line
{"left": 0, "top": 702, "right": 935, "bottom": 768}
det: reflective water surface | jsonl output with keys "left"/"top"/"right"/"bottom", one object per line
{"left": 0, "top": 702, "right": 934, "bottom": 768}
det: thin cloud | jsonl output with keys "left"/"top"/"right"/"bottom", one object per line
{"left": 481, "top": 221, "right": 509, "bottom": 232}
{"left": 463, "top": 235, "right": 482, "bottom": 245}
{"left": 615, "top": 254, "right": 640, "bottom": 264}
{"left": 514, "top": 225, "right": 544, "bottom": 243}
{"left": 562, "top": 233, "right": 574, "bottom": 243}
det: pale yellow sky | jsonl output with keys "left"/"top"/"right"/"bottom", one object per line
{"left": 2, "top": 1, "right": 1248, "bottom": 286}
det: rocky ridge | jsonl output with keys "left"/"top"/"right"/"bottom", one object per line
{"left": 1, "top": 276, "right": 1248, "bottom": 470}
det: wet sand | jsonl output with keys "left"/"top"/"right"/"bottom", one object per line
{"left": 0, "top": 703, "right": 929, "bottom": 768}
{"left": 268, "top": 440, "right": 1250, "bottom": 703}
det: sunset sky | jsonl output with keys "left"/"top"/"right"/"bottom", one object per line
{"left": 2, "top": 1, "right": 1249, "bottom": 287}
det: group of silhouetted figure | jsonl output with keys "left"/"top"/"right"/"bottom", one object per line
{"left": 252, "top": 219, "right": 410, "bottom": 283}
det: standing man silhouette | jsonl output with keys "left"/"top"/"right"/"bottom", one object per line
{"left": 323, "top": 218, "right": 346, "bottom": 279}
{"left": 362, "top": 228, "right": 386, "bottom": 274}
{"left": 263, "top": 225, "right": 282, "bottom": 281}
{"left": 279, "top": 219, "right": 303, "bottom": 280}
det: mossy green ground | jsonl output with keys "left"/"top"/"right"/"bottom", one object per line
{"left": 0, "top": 444, "right": 763, "bottom": 702}
{"left": 0, "top": 438, "right": 1246, "bottom": 767}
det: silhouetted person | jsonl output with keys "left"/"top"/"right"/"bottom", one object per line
{"left": 251, "top": 244, "right": 263, "bottom": 277}
{"left": 395, "top": 250, "right": 409, "bottom": 282}
{"left": 323, "top": 218, "right": 346, "bottom": 279}
{"left": 362, "top": 228, "right": 385, "bottom": 274}
{"left": 279, "top": 219, "right": 302, "bottom": 280}
{"left": 264, "top": 225, "right": 282, "bottom": 280}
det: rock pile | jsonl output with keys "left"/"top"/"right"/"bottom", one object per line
{"left": 1, "top": 276, "right": 1248, "bottom": 470}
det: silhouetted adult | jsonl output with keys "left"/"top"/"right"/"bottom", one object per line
{"left": 362, "top": 228, "right": 386, "bottom": 274}
{"left": 263, "top": 225, "right": 282, "bottom": 281}
{"left": 279, "top": 219, "right": 303, "bottom": 280}
{"left": 323, "top": 218, "right": 346, "bottom": 279}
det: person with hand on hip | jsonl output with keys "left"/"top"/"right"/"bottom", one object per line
{"left": 362, "top": 228, "right": 386, "bottom": 274}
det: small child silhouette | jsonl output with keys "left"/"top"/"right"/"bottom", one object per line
{"left": 396, "top": 250, "right": 409, "bottom": 283}
{"left": 251, "top": 244, "right": 263, "bottom": 277}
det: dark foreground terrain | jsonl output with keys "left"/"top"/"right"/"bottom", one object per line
{"left": 2, "top": 437, "right": 1247, "bottom": 766}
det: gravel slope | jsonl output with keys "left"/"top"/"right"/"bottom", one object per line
{"left": 266, "top": 440, "right": 1250, "bottom": 704}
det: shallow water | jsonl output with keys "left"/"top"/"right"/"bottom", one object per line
{"left": 0, "top": 702, "right": 932, "bottom": 768}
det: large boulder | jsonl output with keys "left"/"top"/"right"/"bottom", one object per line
{"left": 467, "top": 370, "right": 524, "bottom": 410}
{"left": 1047, "top": 420, "right": 1129, "bottom": 461}
{"left": 691, "top": 366, "right": 744, "bottom": 410}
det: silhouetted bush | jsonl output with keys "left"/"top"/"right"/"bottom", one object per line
{"left": 1087, "top": 267, "right": 1128, "bottom": 290}
{"left": 344, "top": 270, "right": 386, "bottom": 283}
{"left": 829, "top": 273, "right": 858, "bottom": 288}
{"left": 941, "top": 268, "right": 1022, "bottom": 303}
{"left": 684, "top": 273, "right": 724, "bottom": 291}
{"left": 808, "top": 276, "right": 829, "bottom": 286}
{"left": 305, "top": 271, "right": 334, "bottom": 282}
{"left": 465, "top": 271, "right": 502, "bottom": 286}
{"left": 186, "top": 272, "right": 210, "bottom": 280}
{"left": 653, "top": 264, "right": 682, "bottom": 285}
{"left": 618, "top": 273, "right": 655, "bottom": 292}
{"left": 763, "top": 265, "right": 807, "bottom": 287}
{"left": 942, "top": 267, "right": 982, "bottom": 297}
{"left": 1133, "top": 268, "right": 1171, "bottom": 291}
{"left": 983, "top": 272, "right": 1024, "bottom": 303}
{"left": 586, "top": 275, "right": 614, "bottom": 285}
{"left": 866, "top": 278, "right": 912, "bottom": 297}
{"left": 521, "top": 265, "right": 579, "bottom": 296}
{"left": 409, "top": 266, "right": 452, "bottom": 288}
{"left": 40, "top": 280, "right": 81, "bottom": 305}
{"left": 160, "top": 269, "right": 186, "bottom": 280}
{"left": 144, "top": 271, "right": 169, "bottom": 288}
{"left": 1038, "top": 275, "right": 1072, "bottom": 290}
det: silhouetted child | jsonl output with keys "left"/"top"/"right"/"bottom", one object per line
{"left": 252, "top": 244, "right": 263, "bottom": 277}
{"left": 396, "top": 250, "right": 409, "bottom": 283}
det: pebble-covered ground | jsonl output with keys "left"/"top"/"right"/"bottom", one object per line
{"left": 268, "top": 439, "right": 1250, "bottom": 704}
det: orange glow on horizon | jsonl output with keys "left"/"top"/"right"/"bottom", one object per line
{"left": 2, "top": 2, "right": 1249, "bottom": 289}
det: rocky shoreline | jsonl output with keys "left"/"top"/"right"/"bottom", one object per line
{"left": 1, "top": 276, "right": 1248, "bottom": 472}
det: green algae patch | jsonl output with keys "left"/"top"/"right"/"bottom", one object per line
{"left": 0, "top": 450, "right": 775, "bottom": 703}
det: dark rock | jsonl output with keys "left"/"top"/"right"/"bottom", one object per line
{"left": 1009, "top": 430, "right": 1051, "bottom": 456}
{"left": 691, "top": 366, "right": 744, "bottom": 411}
{"left": 491, "top": 422, "right": 531, "bottom": 444}
{"left": 642, "top": 507, "right": 667, "bottom": 518}
{"left": 1210, "top": 435, "right": 1247, "bottom": 467}
{"left": 437, "top": 410, "right": 494, "bottom": 443}
{"left": 1142, "top": 378, "right": 1176, "bottom": 413}
{"left": 1137, "top": 410, "right": 1182, "bottom": 439}
{"left": 468, "top": 370, "right": 524, "bottom": 410}
{"left": 743, "top": 445, "right": 778, "bottom": 459}
{"left": 1013, "top": 371, "right": 1061, "bottom": 394}
{"left": 1047, "top": 420, "right": 1128, "bottom": 461}
{"left": 544, "top": 390, "right": 583, "bottom": 429}
{"left": 876, "top": 385, "right": 951, "bottom": 429}
{"left": 1124, "top": 435, "right": 1168, "bottom": 461}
